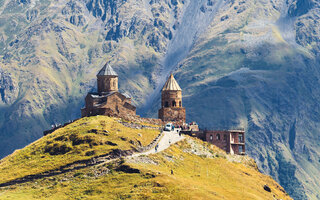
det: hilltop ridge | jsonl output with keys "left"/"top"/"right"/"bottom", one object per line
{"left": 0, "top": 116, "right": 291, "bottom": 199}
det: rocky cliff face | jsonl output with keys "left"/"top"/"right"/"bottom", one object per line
{"left": 0, "top": 69, "right": 18, "bottom": 105}
{"left": 0, "top": 0, "right": 320, "bottom": 199}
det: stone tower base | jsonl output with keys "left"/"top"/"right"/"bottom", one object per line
{"left": 158, "top": 107, "right": 186, "bottom": 125}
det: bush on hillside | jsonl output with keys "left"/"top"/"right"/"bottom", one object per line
{"left": 44, "top": 141, "right": 72, "bottom": 155}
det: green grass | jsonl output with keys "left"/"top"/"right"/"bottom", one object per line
{"left": 0, "top": 116, "right": 160, "bottom": 184}
{"left": 0, "top": 137, "right": 291, "bottom": 200}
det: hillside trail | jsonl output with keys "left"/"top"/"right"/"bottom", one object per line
{"left": 132, "top": 128, "right": 185, "bottom": 157}
{"left": 0, "top": 128, "right": 185, "bottom": 188}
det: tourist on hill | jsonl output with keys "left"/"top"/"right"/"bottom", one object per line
{"left": 155, "top": 144, "right": 158, "bottom": 152}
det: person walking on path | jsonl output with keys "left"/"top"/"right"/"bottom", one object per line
{"left": 155, "top": 144, "right": 158, "bottom": 152}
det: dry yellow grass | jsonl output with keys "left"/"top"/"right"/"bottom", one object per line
{"left": 0, "top": 135, "right": 291, "bottom": 200}
{"left": 0, "top": 116, "right": 160, "bottom": 185}
{"left": 128, "top": 138, "right": 291, "bottom": 200}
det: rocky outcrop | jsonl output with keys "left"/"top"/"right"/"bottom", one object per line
{"left": 0, "top": 69, "right": 18, "bottom": 105}
{"left": 26, "top": 9, "right": 39, "bottom": 22}
{"left": 288, "top": 0, "right": 314, "bottom": 17}
{"left": 62, "top": 0, "right": 87, "bottom": 26}
{"left": 86, "top": 0, "right": 126, "bottom": 21}
{"left": 84, "top": 0, "right": 182, "bottom": 52}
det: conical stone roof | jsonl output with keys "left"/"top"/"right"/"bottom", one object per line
{"left": 162, "top": 74, "right": 182, "bottom": 91}
{"left": 97, "top": 63, "right": 118, "bottom": 76}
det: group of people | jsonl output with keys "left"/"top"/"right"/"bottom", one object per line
{"left": 51, "top": 120, "right": 75, "bottom": 130}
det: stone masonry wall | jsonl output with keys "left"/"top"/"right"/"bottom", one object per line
{"left": 161, "top": 90, "right": 182, "bottom": 107}
{"left": 97, "top": 75, "right": 118, "bottom": 93}
{"left": 158, "top": 107, "right": 186, "bottom": 125}
{"left": 82, "top": 93, "right": 136, "bottom": 117}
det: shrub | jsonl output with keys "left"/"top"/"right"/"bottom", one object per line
{"left": 73, "top": 172, "right": 84, "bottom": 177}
{"left": 69, "top": 134, "right": 94, "bottom": 146}
{"left": 54, "top": 135, "right": 68, "bottom": 141}
{"left": 105, "top": 141, "right": 117, "bottom": 146}
{"left": 44, "top": 142, "right": 72, "bottom": 155}
{"left": 85, "top": 150, "right": 96, "bottom": 156}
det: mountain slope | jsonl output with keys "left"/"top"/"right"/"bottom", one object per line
{"left": 171, "top": 1, "right": 320, "bottom": 199}
{"left": 0, "top": 116, "right": 291, "bottom": 200}
{"left": 0, "top": 0, "right": 320, "bottom": 199}
{"left": 0, "top": 0, "right": 180, "bottom": 157}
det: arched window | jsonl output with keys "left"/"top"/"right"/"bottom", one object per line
{"left": 165, "top": 101, "right": 169, "bottom": 107}
{"left": 179, "top": 101, "right": 182, "bottom": 107}
{"left": 216, "top": 134, "right": 220, "bottom": 140}
{"left": 210, "top": 135, "right": 213, "bottom": 141}
{"left": 172, "top": 101, "right": 176, "bottom": 107}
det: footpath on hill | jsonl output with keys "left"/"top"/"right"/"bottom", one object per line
{"left": 0, "top": 128, "right": 185, "bottom": 188}
{"left": 133, "top": 128, "right": 185, "bottom": 157}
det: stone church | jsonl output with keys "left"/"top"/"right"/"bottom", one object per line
{"left": 158, "top": 74, "right": 186, "bottom": 124}
{"left": 81, "top": 63, "right": 186, "bottom": 125}
{"left": 81, "top": 63, "right": 136, "bottom": 118}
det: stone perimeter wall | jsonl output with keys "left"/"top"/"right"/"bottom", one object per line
{"left": 121, "top": 114, "right": 164, "bottom": 126}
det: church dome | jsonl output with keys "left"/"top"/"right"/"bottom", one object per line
{"left": 162, "top": 74, "right": 182, "bottom": 91}
{"left": 97, "top": 63, "right": 118, "bottom": 76}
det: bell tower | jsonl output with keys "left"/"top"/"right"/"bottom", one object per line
{"left": 161, "top": 74, "right": 182, "bottom": 108}
{"left": 97, "top": 63, "right": 118, "bottom": 94}
{"left": 158, "top": 74, "right": 186, "bottom": 124}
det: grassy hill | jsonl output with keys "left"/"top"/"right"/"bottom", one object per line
{"left": 0, "top": 116, "right": 290, "bottom": 199}
{"left": 0, "top": 116, "right": 161, "bottom": 185}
